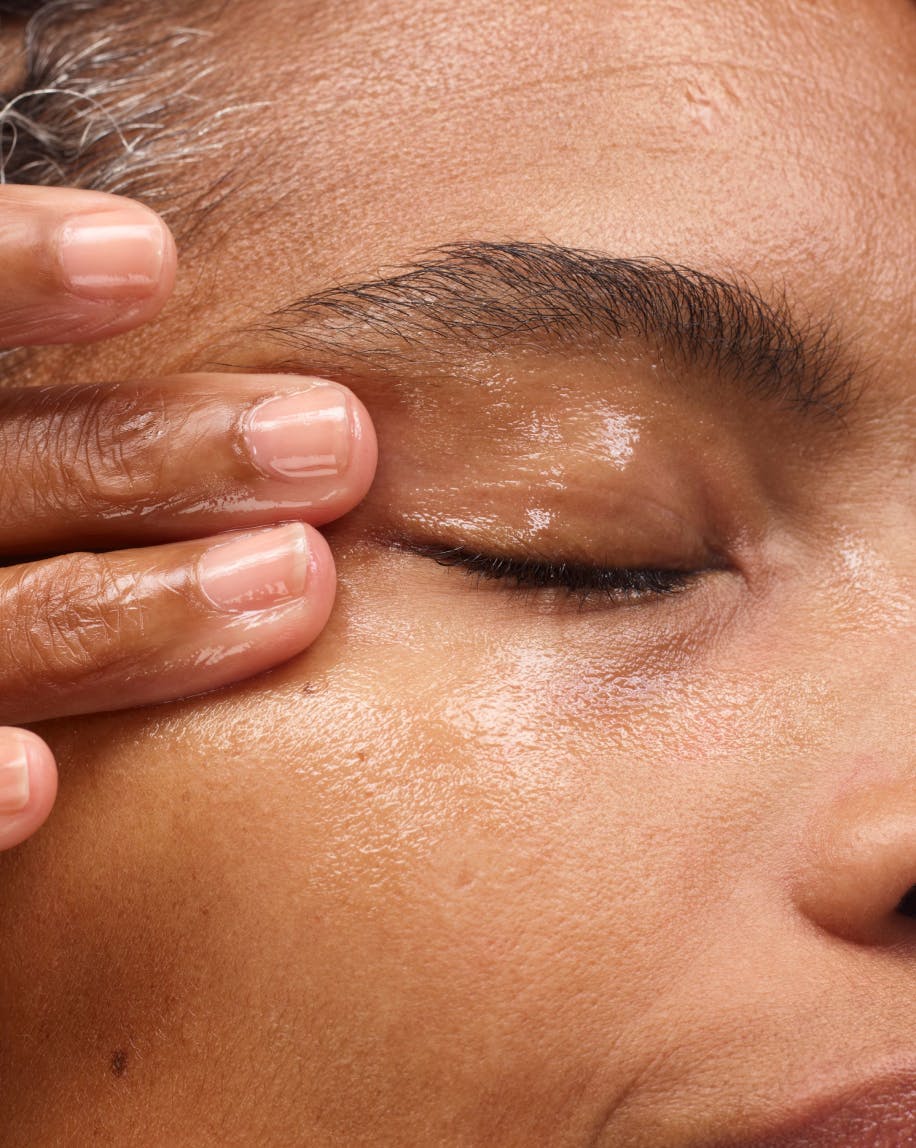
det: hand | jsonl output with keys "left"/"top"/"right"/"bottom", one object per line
{"left": 0, "top": 186, "right": 377, "bottom": 850}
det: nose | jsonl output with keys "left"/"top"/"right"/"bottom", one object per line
{"left": 794, "top": 779, "right": 916, "bottom": 945}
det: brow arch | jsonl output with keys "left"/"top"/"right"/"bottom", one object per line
{"left": 255, "top": 241, "right": 857, "bottom": 419}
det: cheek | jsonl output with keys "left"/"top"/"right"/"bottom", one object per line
{"left": 187, "top": 556, "right": 820, "bottom": 1113}
{"left": 7, "top": 544, "right": 841, "bottom": 1139}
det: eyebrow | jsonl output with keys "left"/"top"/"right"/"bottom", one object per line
{"left": 249, "top": 241, "right": 857, "bottom": 421}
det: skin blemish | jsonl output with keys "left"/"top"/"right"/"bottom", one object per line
{"left": 110, "top": 1049, "right": 128, "bottom": 1077}
{"left": 683, "top": 74, "right": 740, "bottom": 134}
{"left": 684, "top": 82, "right": 718, "bottom": 133}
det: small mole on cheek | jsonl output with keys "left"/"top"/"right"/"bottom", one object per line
{"left": 110, "top": 1049, "right": 128, "bottom": 1077}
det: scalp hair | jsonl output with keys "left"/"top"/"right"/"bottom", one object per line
{"left": 0, "top": 0, "right": 246, "bottom": 238}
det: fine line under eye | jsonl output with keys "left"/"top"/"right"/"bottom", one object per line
{"left": 411, "top": 543, "right": 696, "bottom": 601}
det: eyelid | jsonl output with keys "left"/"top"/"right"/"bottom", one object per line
{"left": 400, "top": 540, "right": 703, "bottom": 605}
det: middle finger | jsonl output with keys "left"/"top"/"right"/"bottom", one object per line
{"left": 0, "top": 374, "right": 378, "bottom": 555}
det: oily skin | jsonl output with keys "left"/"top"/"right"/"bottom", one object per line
{"left": 1, "top": 2, "right": 914, "bottom": 1146}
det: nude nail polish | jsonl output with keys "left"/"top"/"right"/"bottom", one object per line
{"left": 197, "top": 523, "right": 309, "bottom": 613}
{"left": 243, "top": 387, "right": 352, "bottom": 480}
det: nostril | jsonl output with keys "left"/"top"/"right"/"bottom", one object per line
{"left": 795, "top": 788, "right": 916, "bottom": 944}
{"left": 896, "top": 886, "right": 916, "bottom": 921}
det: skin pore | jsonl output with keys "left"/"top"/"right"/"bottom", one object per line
{"left": 1, "top": 1, "right": 914, "bottom": 1145}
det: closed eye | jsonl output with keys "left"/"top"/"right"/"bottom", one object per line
{"left": 407, "top": 542, "right": 702, "bottom": 605}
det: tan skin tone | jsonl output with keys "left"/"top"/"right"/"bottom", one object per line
{"left": 0, "top": 185, "right": 378, "bottom": 848}
{"left": 1, "top": 1, "right": 915, "bottom": 1144}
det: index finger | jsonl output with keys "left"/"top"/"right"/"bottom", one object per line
{"left": 0, "top": 185, "right": 176, "bottom": 347}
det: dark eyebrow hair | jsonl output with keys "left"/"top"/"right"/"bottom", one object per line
{"left": 251, "top": 241, "right": 857, "bottom": 420}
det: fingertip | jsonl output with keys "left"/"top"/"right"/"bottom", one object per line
{"left": 55, "top": 199, "right": 177, "bottom": 327}
{"left": 177, "top": 521, "right": 338, "bottom": 696}
{"left": 233, "top": 375, "right": 379, "bottom": 526}
{"left": 290, "top": 383, "right": 379, "bottom": 526}
{"left": 0, "top": 727, "right": 57, "bottom": 851}
{"left": 345, "top": 389, "right": 379, "bottom": 503}
{"left": 181, "top": 524, "right": 337, "bottom": 692}
{"left": 300, "top": 523, "right": 338, "bottom": 643}
{"left": 0, "top": 188, "right": 178, "bottom": 346}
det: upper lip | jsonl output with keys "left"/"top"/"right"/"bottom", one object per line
{"left": 719, "top": 1068, "right": 916, "bottom": 1147}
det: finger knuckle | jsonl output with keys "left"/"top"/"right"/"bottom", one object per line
{"left": 5, "top": 552, "right": 144, "bottom": 686}
{"left": 0, "top": 384, "right": 174, "bottom": 516}
{"left": 64, "top": 385, "right": 173, "bottom": 512}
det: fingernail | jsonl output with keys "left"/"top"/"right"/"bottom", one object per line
{"left": 58, "top": 210, "right": 166, "bottom": 299}
{"left": 243, "top": 386, "right": 352, "bottom": 480}
{"left": 197, "top": 523, "right": 309, "bottom": 613}
{"left": 0, "top": 736, "right": 31, "bottom": 813}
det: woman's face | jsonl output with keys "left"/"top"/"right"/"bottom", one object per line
{"left": 3, "top": 1, "right": 914, "bottom": 1144}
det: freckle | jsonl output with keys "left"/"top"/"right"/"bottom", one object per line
{"left": 110, "top": 1049, "right": 128, "bottom": 1077}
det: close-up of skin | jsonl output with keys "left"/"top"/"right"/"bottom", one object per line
{"left": 0, "top": 1, "right": 914, "bottom": 1146}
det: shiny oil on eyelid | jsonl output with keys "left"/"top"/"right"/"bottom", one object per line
{"left": 525, "top": 507, "right": 554, "bottom": 533}
{"left": 597, "top": 409, "right": 641, "bottom": 468}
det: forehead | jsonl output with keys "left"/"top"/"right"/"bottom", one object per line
{"left": 212, "top": 1, "right": 911, "bottom": 262}
{"left": 35, "top": 0, "right": 908, "bottom": 412}
{"left": 191, "top": 0, "right": 913, "bottom": 386}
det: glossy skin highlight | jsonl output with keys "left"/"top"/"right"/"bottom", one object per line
{"left": 1, "top": 2, "right": 914, "bottom": 1146}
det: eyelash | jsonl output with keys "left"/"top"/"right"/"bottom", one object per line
{"left": 413, "top": 544, "right": 696, "bottom": 604}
